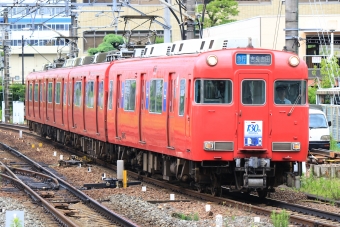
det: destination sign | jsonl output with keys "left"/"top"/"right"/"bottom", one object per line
{"left": 236, "top": 54, "right": 271, "bottom": 65}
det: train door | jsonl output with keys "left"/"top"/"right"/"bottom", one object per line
{"left": 62, "top": 79, "right": 65, "bottom": 125}
{"left": 115, "top": 75, "right": 122, "bottom": 139}
{"left": 33, "top": 81, "right": 36, "bottom": 118}
{"left": 71, "top": 78, "right": 75, "bottom": 128}
{"left": 46, "top": 80, "right": 52, "bottom": 122}
{"left": 83, "top": 77, "right": 87, "bottom": 131}
{"left": 39, "top": 81, "right": 42, "bottom": 119}
{"left": 237, "top": 74, "right": 268, "bottom": 152}
{"left": 185, "top": 78, "right": 191, "bottom": 148}
{"left": 96, "top": 76, "right": 100, "bottom": 134}
{"left": 53, "top": 79, "right": 56, "bottom": 123}
{"left": 138, "top": 74, "right": 146, "bottom": 144}
{"left": 167, "top": 74, "right": 176, "bottom": 149}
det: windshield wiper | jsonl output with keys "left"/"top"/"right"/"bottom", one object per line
{"left": 287, "top": 94, "right": 301, "bottom": 116}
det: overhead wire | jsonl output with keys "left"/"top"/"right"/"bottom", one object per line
{"left": 272, "top": 1, "right": 283, "bottom": 50}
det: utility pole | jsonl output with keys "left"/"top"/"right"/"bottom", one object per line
{"left": 285, "top": 0, "right": 299, "bottom": 54}
{"left": 3, "top": 8, "right": 11, "bottom": 123}
{"left": 185, "top": 0, "right": 196, "bottom": 40}
{"left": 70, "top": 0, "right": 78, "bottom": 58}
{"left": 22, "top": 35, "right": 24, "bottom": 85}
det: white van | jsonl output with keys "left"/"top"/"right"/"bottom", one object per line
{"left": 309, "top": 105, "right": 331, "bottom": 150}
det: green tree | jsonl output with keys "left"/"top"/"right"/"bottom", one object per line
{"left": 155, "top": 37, "right": 164, "bottom": 44}
{"left": 88, "top": 34, "right": 125, "bottom": 56}
{"left": 11, "top": 84, "right": 26, "bottom": 102}
{"left": 308, "top": 84, "right": 317, "bottom": 104}
{"left": 197, "top": 0, "right": 239, "bottom": 28}
{"left": 319, "top": 56, "right": 339, "bottom": 88}
{"left": 309, "top": 55, "right": 340, "bottom": 104}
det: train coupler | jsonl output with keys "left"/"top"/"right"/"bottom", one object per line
{"left": 243, "top": 174, "right": 267, "bottom": 188}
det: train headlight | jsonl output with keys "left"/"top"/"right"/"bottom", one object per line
{"left": 288, "top": 56, "right": 300, "bottom": 67}
{"left": 203, "top": 141, "right": 214, "bottom": 150}
{"left": 291, "top": 142, "right": 300, "bottom": 151}
{"left": 206, "top": 55, "right": 218, "bottom": 66}
{"left": 320, "top": 135, "right": 330, "bottom": 141}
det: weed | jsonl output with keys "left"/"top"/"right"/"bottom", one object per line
{"left": 172, "top": 212, "right": 199, "bottom": 221}
{"left": 270, "top": 210, "right": 289, "bottom": 227}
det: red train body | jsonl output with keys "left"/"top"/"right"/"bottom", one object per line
{"left": 26, "top": 37, "right": 309, "bottom": 196}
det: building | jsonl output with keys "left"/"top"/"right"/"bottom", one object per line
{"left": 4, "top": 0, "right": 340, "bottom": 82}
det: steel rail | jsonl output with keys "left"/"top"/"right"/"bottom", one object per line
{"left": 1, "top": 124, "right": 339, "bottom": 226}
{"left": 0, "top": 142, "right": 139, "bottom": 227}
{"left": 0, "top": 173, "right": 78, "bottom": 227}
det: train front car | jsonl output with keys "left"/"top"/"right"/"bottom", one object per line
{"left": 191, "top": 48, "right": 308, "bottom": 196}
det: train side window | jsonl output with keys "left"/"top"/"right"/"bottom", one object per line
{"left": 98, "top": 80, "right": 104, "bottom": 109}
{"left": 242, "top": 80, "right": 265, "bottom": 105}
{"left": 55, "top": 82, "right": 61, "bottom": 104}
{"left": 179, "top": 79, "right": 186, "bottom": 116}
{"left": 34, "top": 84, "right": 39, "bottom": 102}
{"left": 63, "top": 83, "right": 67, "bottom": 105}
{"left": 29, "top": 83, "right": 33, "bottom": 101}
{"left": 48, "top": 82, "right": 53, "bottom": 103}
{"left": 108, "top": 80, "right": 113, "bottom": 110}
{"left": 149, "top": 79, "right": 163, "bottom": 114}
{"left": 74, "top": 81, "right": 82, "bottom": 106}
{"left": 86, "top": 81, "right": 94, "bottom": 108}
{"left": 124, "top": 79, "right": 136, "bottom": 111}
{"left": 194, "top": 79, "right": 232, "bottom": 104}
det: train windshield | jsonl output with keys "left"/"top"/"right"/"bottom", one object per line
{"left": 194, "top": 79, "right": 232, "bottom": 104}
{"left": 274, "top": 80, "right": 307, "bottom": 105}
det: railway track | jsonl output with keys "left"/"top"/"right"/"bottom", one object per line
{"left": 1, "top": 123, "right": 340, "bottom": 226}
{"left": 0, "top": 140, "right": 139, "bottom": 227}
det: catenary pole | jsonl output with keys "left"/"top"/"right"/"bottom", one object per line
{"left": 185, "top": 0, "right": 196, "bottom": 40}
{"left": 285, "top": 0, "right": 299, "bottom": 54}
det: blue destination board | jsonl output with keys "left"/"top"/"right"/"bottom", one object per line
{"left": 236, "top": 54, "right": 271, "bottom": 65}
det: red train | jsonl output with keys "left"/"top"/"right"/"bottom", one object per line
{"left": 26, "top": 37, "right": 309, "bottom": 196}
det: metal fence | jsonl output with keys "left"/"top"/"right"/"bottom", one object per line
{"left": 320, "top": 104, "right": 340, "bottom": 142}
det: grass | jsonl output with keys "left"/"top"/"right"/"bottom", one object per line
{"left": 270, "top": 209, "right": 289, "bottom": 227}
{"left": 300, "top": 173, "right": 340, "bottom": 200}
{"left": 172, "top": 212, "right": 199, "bottom": 221}
{"left": 330, "top": 137, "right": 340, "bottom": 151}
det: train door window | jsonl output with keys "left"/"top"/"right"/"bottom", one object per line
{"left": 274, "top": 80, "right": 307, "bottom": 105}
{"left": 40, "top": 83, "right": 43, "bottom": 102}
{"left": 242, "top": 80, "right": 265, "bottom": 105}
{"left": 86, "top": 81, "right": 94, "bottom": 108}
{"left": 98, "top": 80, "right": 104, "bottom": 109}
{"left": 124, "top": 79, "right": 136, "bottom": 111}
{"left": 194, "top": 79, "right": 232, "bottom": 104}
{"left": 34, "top": 84, "right": 39, "bottom": 102}
{"left": 149, "top": 79, "right": 163, "bottom": 114}
{"left": 108, "top": 80, "right": 113, "bottom": 110}
{"left": 29, "top": 83, "right": 33, "bottom": 101}
{"left": 55, "top": 82, "right": 61, "bottom": 104}
{"left": 48, "top": 82, "right": 53, "bottom": 103}
{"left": 179, "top": 79, "right": 186, "bottom": 116}
{"left": 74, "top": 81, "right": 82, "bottom": 106}
{"left": 63, "top": 83, "right": 67, "bottom": 105}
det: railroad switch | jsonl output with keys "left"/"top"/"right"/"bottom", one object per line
{"left": 83, "top": 178, "right": 141, "bottom": 189}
